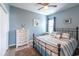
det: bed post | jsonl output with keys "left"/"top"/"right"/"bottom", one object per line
{"left": 76, "top": 26, "right": 78, "bottom": 41}
{"left": 33, "top": 33, "right": 35, "bottom": 48}
{"left": 58, "top": 44, "right": 61, "bottom": 56}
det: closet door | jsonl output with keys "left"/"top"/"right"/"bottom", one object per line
{"left": 1, "top": 8, "right": 7, "bottom": 55}
{"left": 0, "top": 6, "right": 2, "bottom": 56}
{"left": 0, "top": 4, "right": 9, "bottom": 56}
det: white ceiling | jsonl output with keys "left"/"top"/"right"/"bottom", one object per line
{"left": 9, "top": 3, "right": 79, "bottom": 15}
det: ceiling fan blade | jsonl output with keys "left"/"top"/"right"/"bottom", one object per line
{"left": 37, "top": 3, "right": 49, "bottom": 6}
{"left": 48, "top": 5, "right": 57, "bottom": 7}
{"left": 38, "top": 7, "right": 44, "bottom": 10}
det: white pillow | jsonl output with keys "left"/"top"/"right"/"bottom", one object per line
{"left": 50, "top": 32, "right": 61, "bottom": 39}
{"left": 55, "top": 34, "right": 61, "bottom": 39}
{"left": 61, "top": 33, "right": 70, "bottom": 39}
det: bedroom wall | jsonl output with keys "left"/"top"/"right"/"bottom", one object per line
{"left": 48, "top": 5, "right": 79, "bottom": 28}
{"left": 9, "top": 6, "right": 46, "bottom": 46}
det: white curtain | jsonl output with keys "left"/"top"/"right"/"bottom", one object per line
{"left": 48, "top": 19, "right": 54, "bottom": 33}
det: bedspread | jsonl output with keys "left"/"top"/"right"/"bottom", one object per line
{"left": 34, "top": 35, "right": 77, "bottom": 56}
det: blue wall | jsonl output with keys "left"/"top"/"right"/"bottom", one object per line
{"left": 9, "top": 6, "right": 46, "bottom": 45}
{"left": 9, "top": 4, "right": 79, "bottom": 46}
{"left": 48, "top": 5, "right": 79, "bottom": 28}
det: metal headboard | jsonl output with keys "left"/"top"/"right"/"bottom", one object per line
{"left": 55, "top": 27, "right": 78, "bottom": 40}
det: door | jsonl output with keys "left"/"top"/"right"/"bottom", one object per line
{"left": 0, "top": 4, "right": 9, "bottom": 56}
{"left": 0, "top": 6, "right": 2, "bottom": 55}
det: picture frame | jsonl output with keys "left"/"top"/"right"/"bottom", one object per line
{"left": 64, "top": 18, "right": 72, "bottom": 24}
{"left": 33, "top": 19, "right": 39, "bottom": 27}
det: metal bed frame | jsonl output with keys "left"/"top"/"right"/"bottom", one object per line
{"left": 33, "top": 26, "right": 79, "bottom": 56}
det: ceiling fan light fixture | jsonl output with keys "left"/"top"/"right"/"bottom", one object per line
{"left": 44, "top": 6, "right": 48, "bottom": 10}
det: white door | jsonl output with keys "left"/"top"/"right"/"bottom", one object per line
{"left": 0, "top": 4, "right": 9, "bottom": 56}
{"left": 0, "top": 6, "right": 2, "bottom": 55}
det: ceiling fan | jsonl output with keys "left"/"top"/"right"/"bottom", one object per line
{"left": 37, "top": 3, "right": 57, "bottom": 10}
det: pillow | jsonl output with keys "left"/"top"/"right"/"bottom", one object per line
{"left": 61, "top": 33, "right": 70, "bottom": 39}
{"left": 42, "top": 32, "right": 49, "bottom": 35}
{"left": 51, "top": 32, "right": 61, "bottom": 35}
{"left": 50, "top": 32, "right": 62, "bottom": 39}
{"left": 55, "top": 34, "right": 61, "bottom": 39}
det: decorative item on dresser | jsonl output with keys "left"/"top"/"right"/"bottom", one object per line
{"left": 16, "top": 27, "right": 29, "bottom": 48}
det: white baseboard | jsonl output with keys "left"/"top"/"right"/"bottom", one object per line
{"left": 9, "top": 44, "right": 16, "bottom": 47}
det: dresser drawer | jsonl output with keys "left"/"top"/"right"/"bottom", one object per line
{"left": 16, "top": 28, "right": 29, "bottom": 48}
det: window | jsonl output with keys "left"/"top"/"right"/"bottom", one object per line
{"left": 48, "top": 19, "right": 54, "bottom": 33}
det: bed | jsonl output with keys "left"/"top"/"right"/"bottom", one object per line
{"left": 33, "top": 27, "right": 79, "bottom": 56}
